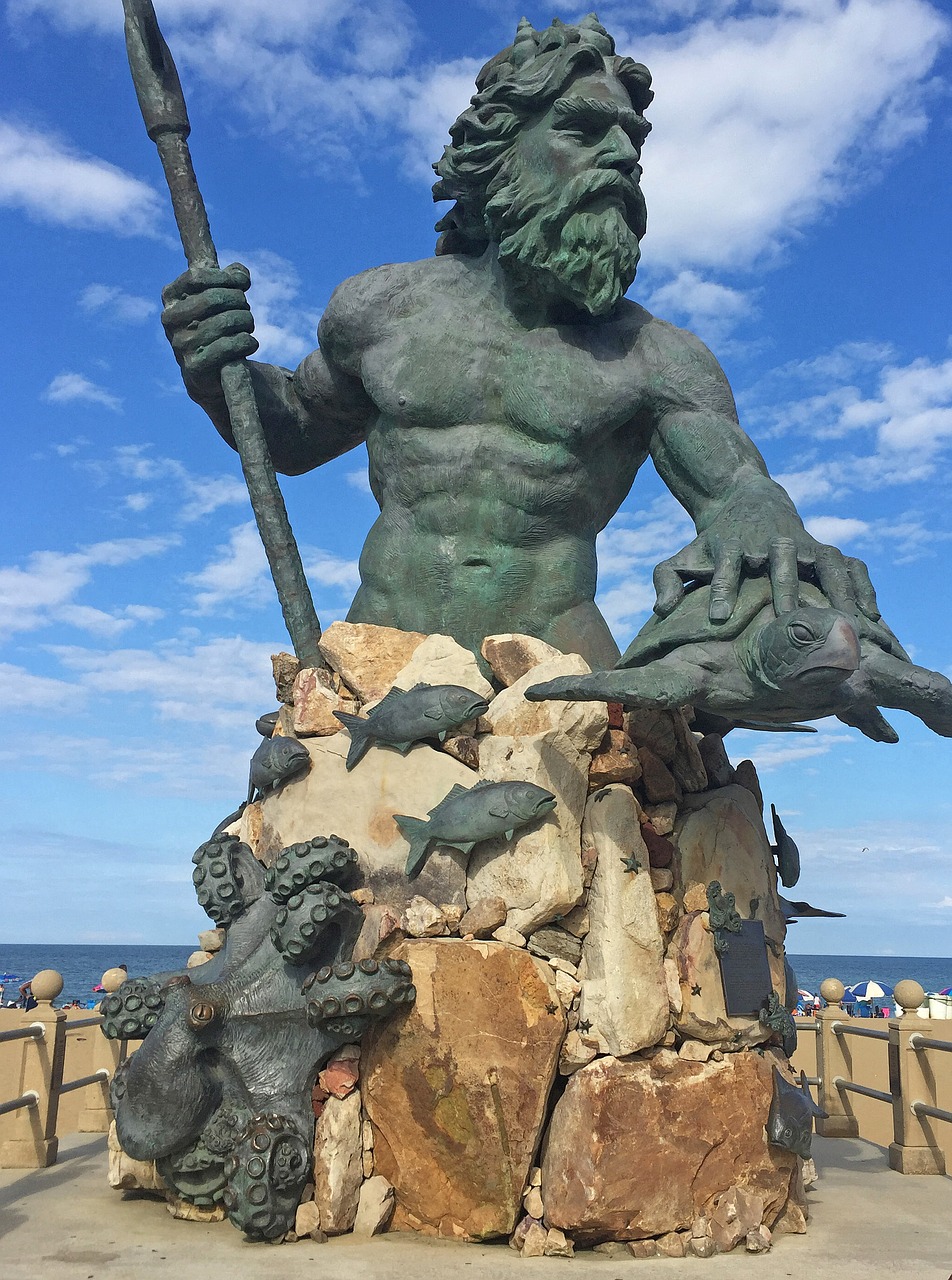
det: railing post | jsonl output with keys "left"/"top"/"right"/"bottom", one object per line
{"left": 888, "top": 980, "right": 946, "bottom": 1174}
{"left": 78, "top": 968, "right": 128, "bottom": 1133}
{"left": 815, "top": 978, "right": 859, "bottom": 1138}
{"left": 0, "top": 970, "right": 66, "bottom": 1168}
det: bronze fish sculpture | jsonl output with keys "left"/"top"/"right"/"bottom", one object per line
{"left": 767, "top": 1067, "right": 828, "bottom": 1159}
{"left": 395, "top": 779, "right": 557, "bottom": 878}
{"left": 771, "top": 804, "right": 801, "bottom": 888}
{"left": 335, "top": 683, "right": 490, "bottom": 770}
{"left": 248, "top": 735, "right": 311, "bottom": 803}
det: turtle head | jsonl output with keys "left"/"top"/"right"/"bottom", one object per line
{"left": 754, "top": 607, "right": 860, "bottom": 693}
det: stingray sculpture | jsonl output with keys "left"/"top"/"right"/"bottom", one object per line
{"left": 101, "top": 832, "right": 415, "bottom": 1241}
{"left": 526, "top": 579, "right": 952, "bottom": 744}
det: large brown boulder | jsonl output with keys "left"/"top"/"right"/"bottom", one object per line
{"left": 541, "top": 1049, "right": 796, "bottom": 1242}
{"left": 362, "top": 939, "right": 565, "bottom": 1240}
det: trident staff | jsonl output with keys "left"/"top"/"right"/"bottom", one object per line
{"left": 121, "top": 0, "right": 323, "bottom": 668}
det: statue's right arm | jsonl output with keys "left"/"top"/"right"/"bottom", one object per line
{"left": 161, "top": 263, "right": 376, "bottom": 475}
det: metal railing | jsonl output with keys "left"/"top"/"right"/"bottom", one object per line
{"left": 0, "top": 970, "right": 126, "bottom": 1168}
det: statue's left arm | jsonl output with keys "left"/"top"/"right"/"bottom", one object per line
{"left": 643, "top": 321, "right": 880, "bottom": 624}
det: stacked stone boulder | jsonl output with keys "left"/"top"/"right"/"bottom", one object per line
{"left": 192, "top": 625, "right": 811, "bottom": 1251}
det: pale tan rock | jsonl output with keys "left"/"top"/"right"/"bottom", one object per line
{"left": 579, "top": 786, "right": 669, "bottom": 1057}
{"left": 629, "top": 1239, "right": 658, "bottom": 1257}
{"left": 554, "top": 969, "right": 581, "bottom": 1007}
{"left": 468, "top": 731, "right": 588, "bottom": 936}
{"left": 273, "top": 704, "right": 295, "bottom": 737}
{"left": 689, "top": 1235, "right": 717, "bottom": 1257}
{"left": 657, "top": 1231, "right": 686, "bottom": 1257}
{"left": 710, "top": 1184, "right": 764, "bottom": 1252}
{"left": 682, "top": 882, "right": 708, "bottom": 913}
{"left": 352, "top": 887, "right": 374, "bottom": 906}
{"left": 654, "top": 892, "right": 680, "bottom": 934}
{"left": 186, "top": 950, "right": 212, "bottom": 968}
{"left": 637, "top": 747, "right": 679, "bottom": 803}
{"left": 481, "top": 656, "right": 608, "bottom": 753}
{"left": 166, "top": 1195, "right": 225, "bottom": 1221}
{"left": 362, "top": 940, "right": 565, "bottom": 1241}
{"left": 292, "top": 666, "right": 344, "bottom": 736}
{"left": 492, "top": 924, "right": 527, "bottom": 948}
{"left": 678, "top": 1039, "right": 715, "bottom": 1062}
{"left": 529, "top": 1166, "right": 542, "bottom": 1186}
{"left": 353, "top": 1175, "right": 395, "bottom": 1236}
{"left": 746, "top": 1224, "right": 772, "bottom": 1252}
{"left": 272, "top": 651, "right": 300, "bottom": 703}
{"left": 593, "top": 1242, "right": 630, "bottom": 1258}
{"left": 237, "top": 800, "right": 262, "bottom": 852}
{"left": 313, "top": 1090, "right": 363, "bottom": 1234}
{"left": 481, "top": 633, "right": 563, "bottom": 686}
{"left": 734, "top": 759, "right": 763, "bottom": 812}
{"left": 441, "top": 903, "right": 464, "bottom": 930}
{"left": 197, "top": 928, "right": 224, "bottom": 953}
{"left": 318, "top": 621, "right": 427, "bottom": 702}
{"left": 387, "top": 634, "right": 493, "bottom": 705}
{"left": 541, "top": 1052, "right": 796, "bottom": 1242}
{"left": 667, "top": 913, "right": 772, "bottom": 1048}
{"left": 523, "top": 1186, "right": 544, "bottom": 1219}
{"left": 698, "top": 734, "right": 735, "bottom": 788}
{"left": 441, "top": 734, "right": 480, "bottom": 770}
{"left": 642, "top": 801, "right": 677, "bottom": 835}
{"left": 256, "top": 732, "right": 472, "bottom": 910}
{"left": 353, "top": 904, "right": 406, "bottom": 962}
{"left": 362, "top": 1149, "right": 374, "bottom": 1178}
{"left": 459, "top": 896, "right": 508, "bottom": 938}
{"left": 544, "top": 1227, "right": 575, "bottom": 1257}
{"left": 691, "top": 1214, "right": 712, "bottom": 1238}
{"left": 559, "top": 1029, "right": 597, "bottom": 1075}
{"left": 294, "top": 1200, "right": 323, "bottom": 1238}
{"left": 588, "top": 729, "right": 642, "bottom": 788}
{"left": 664, "top": 958, "right": 683, "bottom": 1015}
{"left": 405, "top": 895, "right": 447, "bottom": 938}
{"left": 801, "top": 1157, "right": 818, "bottom": 1188}
{"left": 649, "top": 868, "right": 674, "bottom": 892}
{"left": 772, "top": 1200, "right": 808, "bottom": 1235}
{"left": 676, "top": 786, "right": 786, "bottom": 968}
{"left": 107, "top": 1121, "right": 164, "bottom": 1192}
{"left": 522, "top": 1221, "right": 548, "bottom": 1257}
{"left": 559, "top": 904, "right": 590, "bottom": 937}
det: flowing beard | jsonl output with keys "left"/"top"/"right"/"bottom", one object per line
{"left": 487, "top": 168, "right": 645, "bottom": 316}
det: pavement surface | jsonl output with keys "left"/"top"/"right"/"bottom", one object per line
{"left": 1, "top": 1133, "right": 950, "bottom": 1279}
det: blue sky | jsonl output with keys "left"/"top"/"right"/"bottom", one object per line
{"left": 2, "top": 0, "right": 952, "bottom": 958}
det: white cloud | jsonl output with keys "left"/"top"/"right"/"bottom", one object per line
{"left": 0, "top": 118, "right": 161, "bottom": 234}
{"left": 595, "top": 495, "right": 695, "bottom": 639}
{"left": 305, "top": 549, "right": 361, "bottom": 591}
{"left": 0, "top": 662, "right": 86, "bottom": 713}
{"left": 43, "top": 372, "right": 121, "bottom": 412}
{"left": 934, "top": 896, "right": 952, "bottom": 909}
{"left": 345, "top": 469, "right": 373, "bottom": 495}
{"left": 221, "top": 249, "right": 321, "bottom": 365}
{"left": 105, "top": 446, "right": 248, "bottom": 521}
{"left": 0, "top": 536, "right": 179, "bottom": 638}
{"left": 185, "top": 521, "right": 270, "bottom": 614}
{"left": 803, "top": 515, "right": 870, "bottom": 545}
{"left": 79, "top": 283, "right": 157, "bottom": 324}
{"left": 644, "top": 270, "right": 754, "bottom": 345}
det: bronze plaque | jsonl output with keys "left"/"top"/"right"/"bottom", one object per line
{"left": 718, "top": 919, "right": 773, "bottom": 1016}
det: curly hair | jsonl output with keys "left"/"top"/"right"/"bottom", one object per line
{"left": 432, "top": 15, "right": 653, "bottom": 257}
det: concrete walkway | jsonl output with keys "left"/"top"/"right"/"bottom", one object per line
{"left": 1, "top": 1135, "right": 950, "bottom": 1279}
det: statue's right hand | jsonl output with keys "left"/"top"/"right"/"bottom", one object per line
{"left": 161, "top": 263, "right": 259, "bottom": 390}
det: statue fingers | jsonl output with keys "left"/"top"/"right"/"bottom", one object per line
{"left": 708, "top": 538, "right": 743, "bottom": 623}
{"left": 844, "top": 555, "right": 882, "bottom": 621}
{"left": 187, "top": 331, "right": 260, "bottom": 378}
{"left": 653, "top": 549, "right": 710, "bottom": 617}
{"left": 812, "top": 544, "right": 855, "bottom": 612}
{"left": 161, "top": 286, "right": 253, "bottom": 336}
{"left": 767, "top": 537, "right": 799, "bottom": 614}
{"left": 161, "top": 262, "right": 251, "bottom": 306}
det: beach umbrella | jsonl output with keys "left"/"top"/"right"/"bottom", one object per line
{"left": 938, "top": 987, "right": 952, "bottom": 996}
{"left": 846, "top": 981, "right": 894, "bottom": 1001}
{"left": 797, "top": 988, "right": 815, "bottom": 1001}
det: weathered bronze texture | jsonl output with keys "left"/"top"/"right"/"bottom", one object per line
{"left": 122, "top": 0, "right": 323, "bottom": 667}
{"left": 717, "top": 921, "right": 774, "bottom": 1017}
{"left": 706, "top": 879, "right": 742, "bottom": 954}
{"left": 335, "top": 683, "right": 491, "bottom": 770}
{"left": 770, "top": 804, "right": 801, "bottom": 889}
{"left": 760, "top": 991, "right": 798, "bottom": 1058}
{"left": 767, "top": 1068, "right": 828, "bottom": 1160}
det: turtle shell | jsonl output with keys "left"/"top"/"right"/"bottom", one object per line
{"left": 617, "top": 576, "right": 908, "bottom": 670}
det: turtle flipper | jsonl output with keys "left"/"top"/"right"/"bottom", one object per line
{"left": 835, "top": 705, "right": 899, "bottom": 744}
{"left": 853, "top": 647, "right": 952, "bottom": 739}
{"left": 526, "top": 665, "right": 702, "bottom": 709}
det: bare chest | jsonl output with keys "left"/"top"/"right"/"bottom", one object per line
{"left": 359, "top": 311, "right": 648, "bottom": 447}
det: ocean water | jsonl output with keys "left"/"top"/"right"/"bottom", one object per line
{"left": 0, "top": 943, "right": 948, "bottom": 1008}
{"left": 0, "top": 944, "right": 192, "bottom": 1007}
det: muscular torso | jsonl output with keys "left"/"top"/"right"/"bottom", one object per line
{"left": 272, "top": 253, "right": 698, "bottom": 665}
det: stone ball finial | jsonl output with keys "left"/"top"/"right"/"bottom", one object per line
{"left": 819, "top": 978, "right": 845, "bottom": 1005}
{"left": 894, "top": 979, "right": 925, "bottom": 1013}
{"left": 101, "top": 968, "right": 128, "bottom": 993}
{"left": 31, "top": 969, "right": 64, "bottom": 1002}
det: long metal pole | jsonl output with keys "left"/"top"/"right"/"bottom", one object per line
{"left": 122, "top": 0, "right": 323, "bottom": 667}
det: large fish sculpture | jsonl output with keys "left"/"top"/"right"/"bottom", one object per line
{"left": 766, "top": 1067, "right": 828, "bottom": 1159}
{"left": 395, "top": 779, "right": 557, "bottom": 878}
{"left": 248, "top": 734, "right": 311, "bottom": 802}
{"left": 770, "top": 804, "right": 801, "bottom": 888}
{"left": 335, "top": 683, "right": 490, "bottom": 770}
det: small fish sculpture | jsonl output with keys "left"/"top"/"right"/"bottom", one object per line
{"left": 334, "top": 683, "right": 490, "bottom": 770}
{"left": 770, "top": 804, "right": 801, "bottom": 888}
{"left": 767, "top": 1067, "right": 828, "bottom": 1159}
{"left": 779, "top": 895, "right": 846, "bottom": 923}
{"left": 395, "top": 780, "right": 557, "bottom": 878}
{"left": 247, "top": 735, "right": 311, "bottom": 803}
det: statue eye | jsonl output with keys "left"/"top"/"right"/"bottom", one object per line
{"left": 789, "top": 623, "right": 815, "bottom": 643}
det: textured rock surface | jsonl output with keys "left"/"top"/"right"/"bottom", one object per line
{"left": 107, "top": 1121, "right": 165, "bottom": 1193}
{"left": 578, "top": 787, "right": 669, "bottom": 1056}
{"left": 353, "top": 1175, "right": 396, "bottom": 1236}
{"left": 467, "top": 731, "right": 587, "bottom": 935}
{"left": 667, "top": 912, "right": 772, "bottom": 1046}
{"left": 541, "top": 1051, "right": 797, "bottom": 1242}
{"left": 362, "top": 939, "right": 565, "bottom": 1240}
{"left": 481, "top": 656, "right": 608, "bottom": 753}
{"left": 291, "top": 666, "right": 345, "bottom": 736}
{"left": 481, "top": 633, "right": 563, "bottom": 686}
{"left": 385, "top": 634, "right": 493, "bottom": 705}
{"left": 588, "top": 729, "right": 642, "bottom": 788}
{"left": 313, "top": 1090, "right": 363, "bottom": 1235}
{"left": 458, "top": 896, "right": 508, "bottom": 938}
{"left": 255, "top": 732, "right": 472, "bottom": 908}
{"left": 318, "top": 622, "right": 426, "bottom": 702}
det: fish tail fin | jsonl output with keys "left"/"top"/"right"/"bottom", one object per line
{"left": 394, "top": 814, "right": 432, "bottom": 878}
{"left": 335, "top": 710, "right": 372, "bottom": 770}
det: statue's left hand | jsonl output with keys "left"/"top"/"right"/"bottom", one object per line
{"left": 652, "top": 481, "right": 882, "bottom": 624}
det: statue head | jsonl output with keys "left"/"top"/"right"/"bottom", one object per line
{"left": 432, "top": 15, "right": 653, "bottom": 317}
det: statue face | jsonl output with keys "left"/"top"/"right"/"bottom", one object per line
{"left": 486, "top": 69, "right": 647, "bottom": 317}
